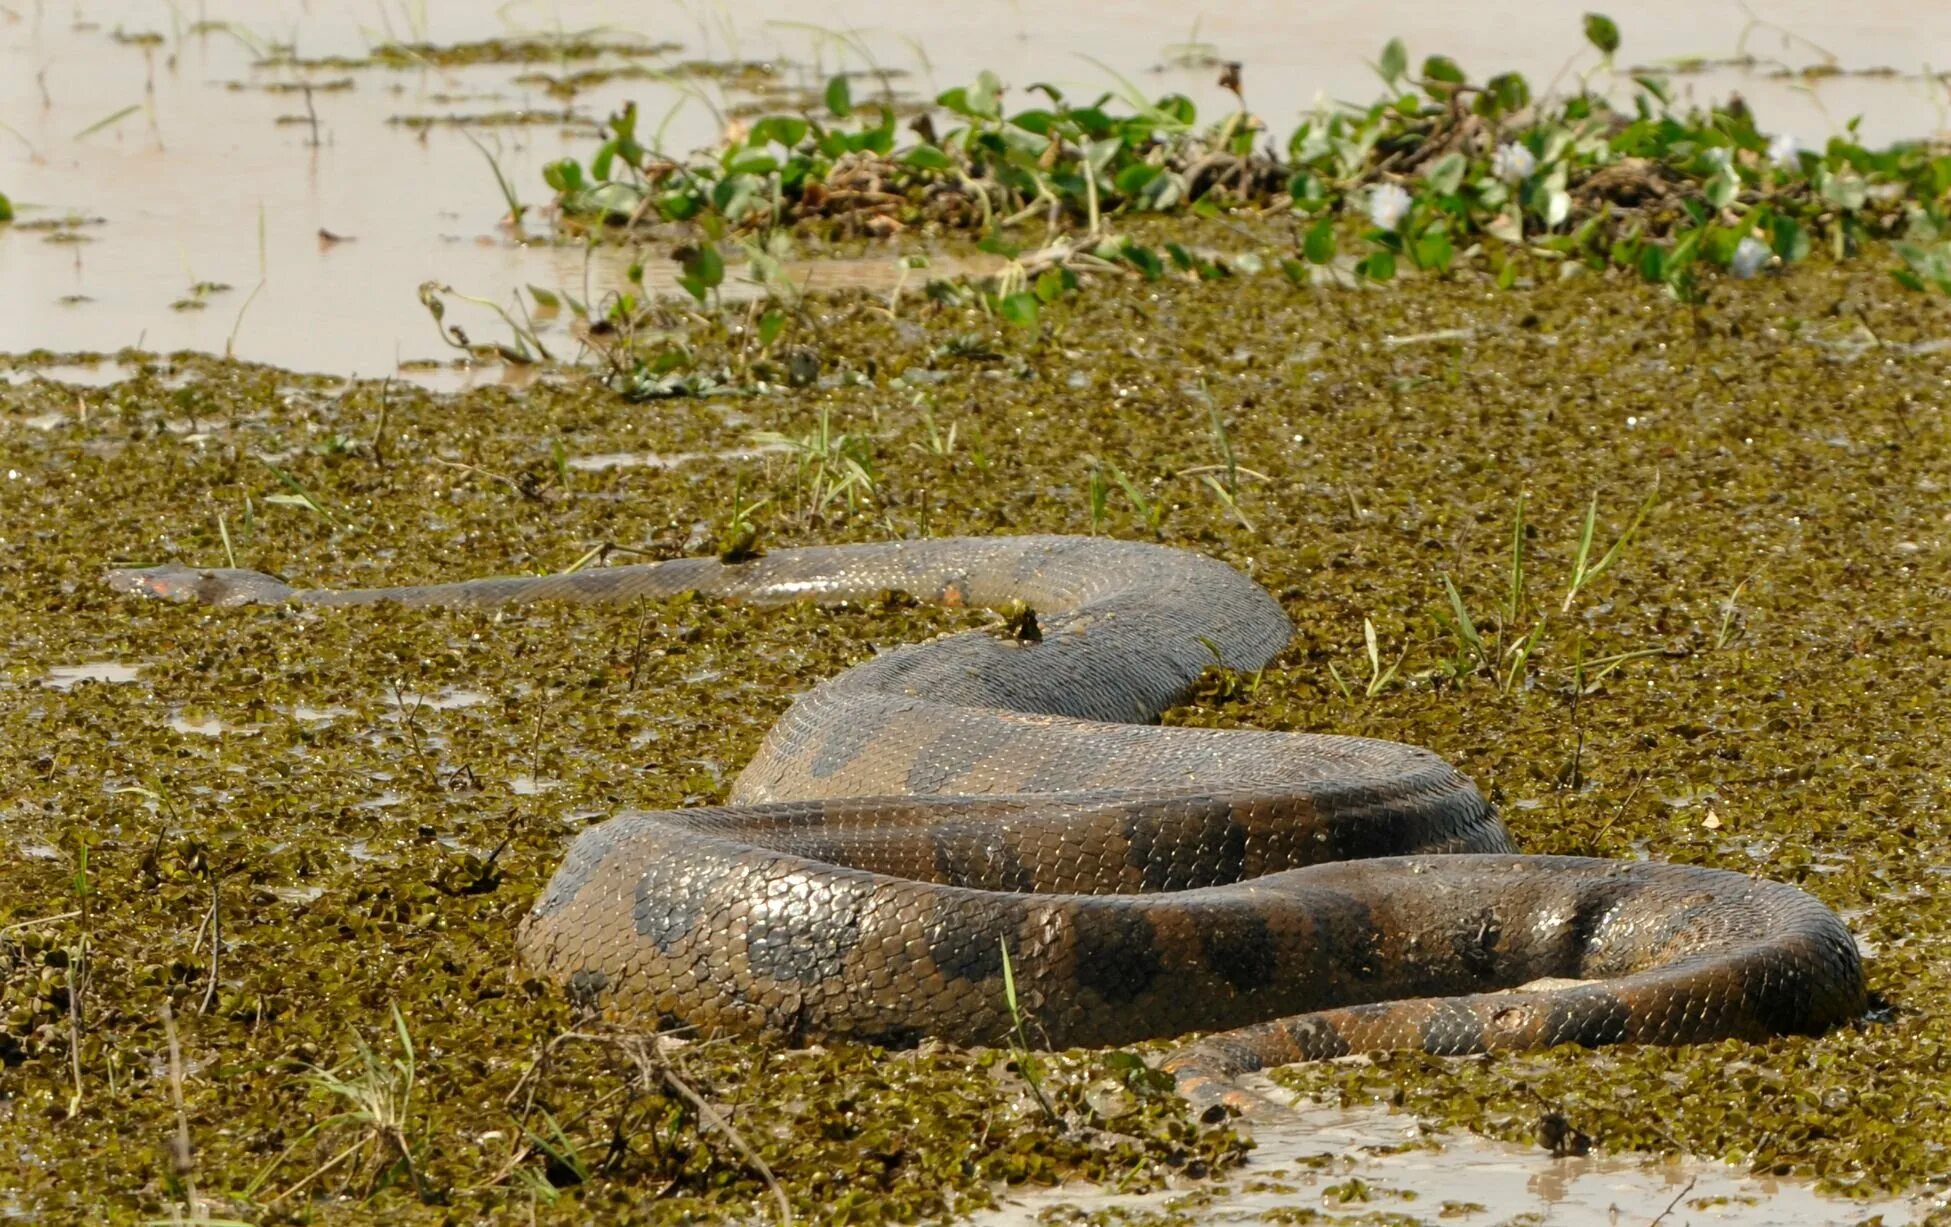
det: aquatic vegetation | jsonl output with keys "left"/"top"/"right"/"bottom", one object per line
{"left": 3, "top": 241, "right": 1949, "bottom": 1221}
{"left": 538, "top": 14, "right": 1951, "bottom": 304}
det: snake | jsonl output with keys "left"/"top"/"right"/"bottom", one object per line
{"left": 109, "top": 535, "right": 1866, "bottom": 1106}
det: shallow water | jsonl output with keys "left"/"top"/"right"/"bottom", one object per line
{"left": 4, "top": 0, "right": 1947, "bottom": 379}
{"left": 977, "top": 1093, "right": 1917, "bottom": 1226}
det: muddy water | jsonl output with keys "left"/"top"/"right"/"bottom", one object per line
{"left": 978, "top": 1094, "right": 1917, "bottom": 1226}
{"left": 4, "top": 1, "right": 1948, "bottom": 380}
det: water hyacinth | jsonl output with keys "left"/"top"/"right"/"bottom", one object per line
{"left": 1366, "top": 181, "right": 1412, "bottom": 231}
{"left": 1730, "top": 235, "right": 1772, "bottom": 279}
{"left": 1491, "top": 142, "right": 1537, "bottom": 184}
{"left": 542, "top": 12, "right": 1951, "bottom": 302}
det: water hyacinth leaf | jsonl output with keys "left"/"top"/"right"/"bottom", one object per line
{"left": 1422, "top": 55, "right": 1465, "bottom": 88}
{"left": 1583, "top": 12, "right": 1621, "bottom": 56}
{"left": 1637, "top": 242, "right": 1666, "bottom": 283}
{"left": 1480, "top": 72, "right": 1531, "bottom": 115}
{"left": 541, "top": 158, "right": 584, "bottom": 192}
{"left": 1633, "top": 75, "right": 1671, "bottom": 106}
{"left": 1818, "top": 168, "right": 1867, "bottom": 210}
{"left": 902, "top": 145, "right": 956, "bottom": 171}
{"left": 749, "top": 116, "right": 808, "bottom": 149}
{"left": 1288, "top": 171, "right": 1327, "bottom": 210}
{"left": 825, "top": 74, "right": 852, "bottom": 118}
{"left": 1009, "top": 108, "right": 1056, "bottom": 136}
{"left": 1115, "top": 162, "right": 1163, "bottom": 197}
{"left": 724, "top": 150, "right": 778, "bottom": 176}
{"left": 1033, "top": 267, "right": 1071, "bottom": 304}
{"left": 675, "top": 244, "right": 724, "bottom": 303}
{"left": 1544, "top": 187, "right": 1571, "bottom": 228}
{"left": 1424, "top": 151, "right": 1466, "bottom": 196}
{"left": 1705, "top": 164, "right": 1740, "bottom": 209}
{"left": 1155, "top": 93, "right": 1196, "bottom": 126}
{"left": 1356, "top": 249, "right": 1396, "bottom": 281}
{"left": 1120, "top": 244, "right": 1164, "bottom": 279}
{"left": 998, "top": 290, "right": 1039, "bottom": 327}
{"left": 1376, "top": 37, "right": 1407, "bottom": 86}
{"left": 1771, "top": 215, "right": 1811, "bottom": 263}
{"left": 1413, "top": 225, "right": 1454, "bottom": 272}
{"left": 657, "top": 188, "right": 702, "bottom": 222}
{"left": 1304, "top": 216, "right": 1337, "bottom": 264}
{"left": 1668, "top": 227, "right": 1702, "bottom": 271}
{"left": 758, "top": 308, "right": 786, "bottom": 348}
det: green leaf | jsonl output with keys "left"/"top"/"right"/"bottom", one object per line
{"left": 1421, "top": 55, "right": 1465, "bottom": 86}
{"left": 901, "top": 145, "right": 956, "bottom": 171}
{"left": 1304, "top": 216, "right": 1337, "bottom": 264}
{"left": 1288, "top": 170, "right": 1326, "bottom": 209}
{"left": 1636, "top": 242, "right": 1666, "bottom": 282}
{"left": 541, "top": 158, "right": 585, "bottom": 193}
{"left": 1413, "top": 225, "right": 1454, "bottom": 273}
{"left": 1481, "top": 72, "right": 1531, "bottom": 115}
{"left": 1424, "top": 151, "right": 1466, "bottom": 196}
{"left": 1120, "top": 244, "right": 1164, "bottom": 280}
{"left": 1818, "top": 168, "right": 1867, "bottom": 210}
{"left": 723, "top": 149, "right": 779, "bottom": 176}
{"left": 1583, "top": 12, "right": 1621, "bottom": 55}
{"left": 527, "top": 285, "right": 560, "bottom": 309}
{"left": 825, "top": 74, "right": 853, "bottom": 118}
{"left": 1668, "top": 226, "right": 1702, "bottom": 271}
{"left": 749, "top": 116, "right": 808, "bottom": 148}
{"left": 1770, "top": 215, "right": 1810, "bottom": 263}
{"left": 1033, "top": 267, "right": 1070, "bottom": 303}
{"left": 674, "top": 244, "right": 724, "bottom": 303}
{"left": 1377, "top": 37, "right": 1407, "bottom": 86}
{"left": 998, "top": 291, "right": 1039, "bottom": 327}
{"left": 1114, "top": 163, "right": 1162, "bottom": 196}
{"left": 1154, "top": 93, "right": 1196, "bottom": 126}
{"left": 758, "top": 308, "right": 786, "bottom": 348}
{"left": 1705, "top": 164, "right": 1740, "bottom": 209}
{"left": 1633, "top": 74, "right": 1670, "bottom": 106}
{"left": 1356, "top": 249, "right": 1396, "bottom": 281}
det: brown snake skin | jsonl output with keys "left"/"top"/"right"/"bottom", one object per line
{"left": 109, "top": 536, "right": 1866, "bottom": 1106}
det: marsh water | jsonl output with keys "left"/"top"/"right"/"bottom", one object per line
{"left": 5, "top": 0, "right": 1949, "bottom": 379}
{"left": 4, "top": 3, "right": 1950, "bottom": 1226}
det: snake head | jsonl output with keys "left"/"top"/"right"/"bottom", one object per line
{"left": 105, "top": 564, "right": 296, "bottom": 606}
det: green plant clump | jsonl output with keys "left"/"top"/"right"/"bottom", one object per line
{"left": 540, "top": 15, "right": 1951, "bottom": 301}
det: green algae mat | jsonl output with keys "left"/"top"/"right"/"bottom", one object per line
{"left": 2, "top": 258, "right": 1947, "bottom": 1222}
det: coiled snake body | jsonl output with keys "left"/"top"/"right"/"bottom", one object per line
{"left": 111, "top": 536, "right": 1865, "bottom": 1102}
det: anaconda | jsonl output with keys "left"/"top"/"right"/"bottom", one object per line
{"left": 109, "top": 535, "right": 1866, "bottom": 1103}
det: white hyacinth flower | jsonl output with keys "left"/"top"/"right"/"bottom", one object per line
{"left": 1366, "top": 181, "right": 1412, "bottom": 231}
{"left": 1767, "top": 132, "right": 1800, "bottom": 169}
{"left": 1730, "top": 235, "right": 1772, "bottom": 279}
{"left": 1491, "top": 141, "right": 1537, "bottom": 184}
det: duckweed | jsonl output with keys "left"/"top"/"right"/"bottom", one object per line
{"left": 1, "top": 249, "right": 1948, "bottom": 1221}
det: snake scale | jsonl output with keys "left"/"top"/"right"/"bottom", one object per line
{"left": 110, "top": 535, "right": 1866, "bottom": 1104}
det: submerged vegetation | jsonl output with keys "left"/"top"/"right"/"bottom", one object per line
{"left": 4, "top": 254, "right": 1950, "bottom": 1220}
